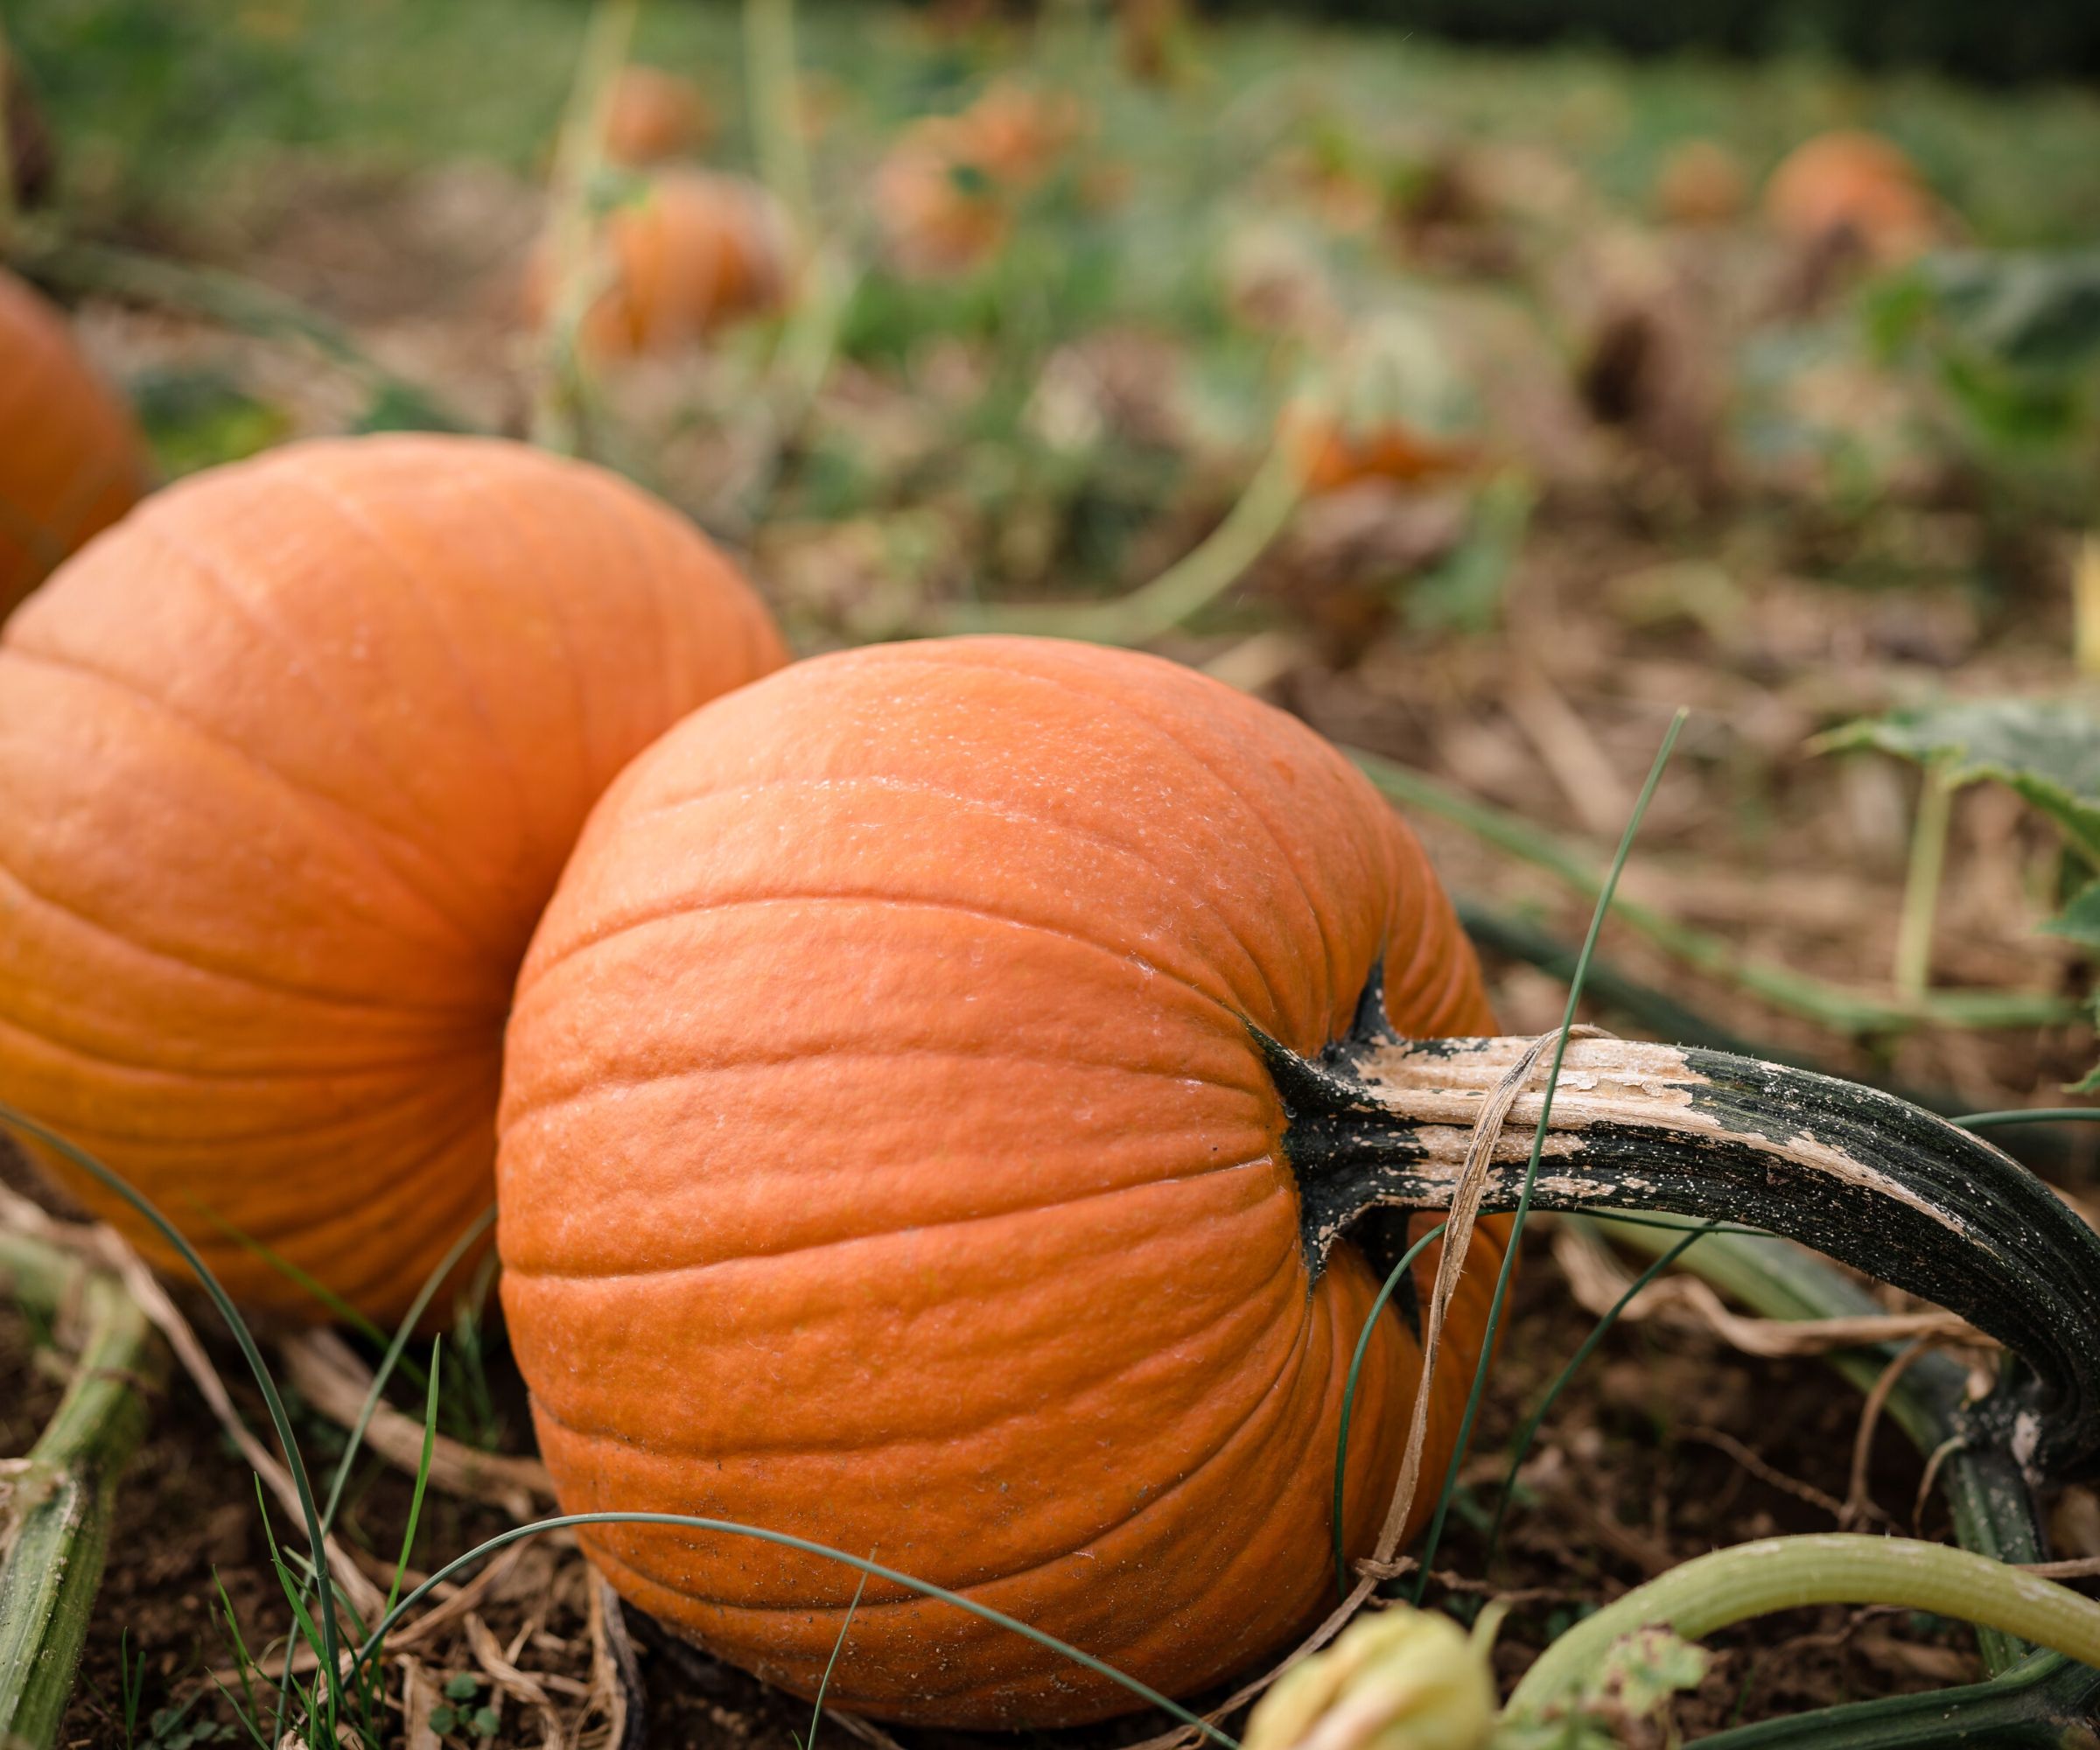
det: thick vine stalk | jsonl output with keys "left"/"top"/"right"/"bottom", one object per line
{"left": 1256, "top": 1002, "right": 2100, "bottom": 1486}
{"left": 0, "top": 1231, "right": 165, "bottom": 1750}
{"left": 935, "top": 419, "right": 1310, "bottom": 644}
{"left": 745, "top": 0, "right": 815, "bottom": 241}
{"left": 1507, "top": 1535, "right": 2100, "bottom": 1714}
{"left": 1894, "top": 759, "right": 1954, "bottom": 999}
{"left": 1585, "top": 1208, "right": 2047, "bottom": 1673}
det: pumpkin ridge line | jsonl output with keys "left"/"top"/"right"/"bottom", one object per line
{"left": 58, "top": 1066, "right": 494, "bottom": 1189}
{"left": 0, "top": 640, "right": 500, "bottom": 967}
{"left": 500, "top": 1040, "right": 1270, "bottom": 1136}
{"left": 822, "top": 648, "right": 1351, "bottom": 1032}
{"left": 521, "top": 888, "right": 1256, "bottom": 1032}
{"left": 0, "top": 847, "right": 500, "bottom": 1022}
{"left": 603, "top": 771, "right": 1279, "bottom": 1008}
{"left": 542, "top": 1258, "right": 1327, "bottom": 1619}
{"left": 0, "top": 1003, "right": 493, "bottom": 1090}
{"left": 402, "top": 458, "right": 608, "bottom": 845}
{"left": 44, "top": 1072, "right": 496, "bottom": 1309}
{"left": 284, "top": 463, "right": 568, "bottom": 904}
{"left": 523, "top": 1240, "right": 1294, "bottom": 1478}
{"left": 192, "top": 1096, "right": 500, "bottom": 1284}
{"left": 102, "top": 508, "right": 511, "bottom": 958}
{"left": 503, "top": 1148, "right": 1285, "bottom": 1287}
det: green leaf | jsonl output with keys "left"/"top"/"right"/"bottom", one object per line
{"left": 2045, "top": 881, "right": 2100, "bottom": 949}
{"left": 1817, "top": 698, "right": 2100, "bottom": 865}
{"left": 428, "top": 1704, "right": 457, "bottom": 1735}
{"left": 442, "top": 1674, "right": 479, "bottom": 1702}
{"left": 1922, "top": 251, "right": 2100, "bottom": 375}
{"left": 471, "top": 1704, "right": 500, "bottom": 1737}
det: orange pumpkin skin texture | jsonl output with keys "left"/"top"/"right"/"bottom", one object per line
{"left": 498, "top": 636, "right": 1500, "bottom": 1727}
{"left": 0, "top": 269, "right": 150, "bottom": 618}
{"left": 0, "top": 435, "right": 786, "bottom": 1321}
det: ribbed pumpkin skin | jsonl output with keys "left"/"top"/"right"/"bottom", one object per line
{"left": 0, "top": 435, "right": 786, "bottom": 1321}
{"left": 499, "top": 637, "right": 1499, "bottom": 1727}
{"left": 0, "top": 269, "right": 149, "bottom": 617}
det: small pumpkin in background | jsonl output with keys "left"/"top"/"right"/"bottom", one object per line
{"left": 602, "top": 65, "right": 714, "bottom": 168}
{"left": 1653, "top": 137, "right": 1748, "bottom": 228}
{"left": 1762, "top": 130, "right": 1942, "bottom": 265}
{"left": 873, "top": 83, "right": 1082, "bottom": 276}
{"left": 526, "top": 170, "right": 792, "bottom": 357}
{"left": 0, "top": 434, "right": 786, "bottom": 1321}
{"left": 498, "top": 636, "right": 1504, "bottom": 1726}
{"left": 0, "top": 268, "right": 150, "bottom": 619}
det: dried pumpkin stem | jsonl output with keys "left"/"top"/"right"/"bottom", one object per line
{"left": 0, "top": 1232, "right": 165, "bottom": 1750}
{"left": 1257, "top": 1020, "right": 2100, "bottom": 1485}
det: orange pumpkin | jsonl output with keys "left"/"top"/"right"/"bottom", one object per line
{"left": 0, "top": 270, "right": 150, "bottom": 618}
{"left": 603, "top": 66, "right": 714, "bottom": 168}
{"left": 0, "top": 435, "right": 786, "bottom": 1321}
{"left": 528, "top": 171, "right": 791, "bottom": 357}
{"left": 497, "top": 636, "right": 1502, "bottom": 1726}
{"left": 1762, "top": 130, "right": 1941, "bottom": 264}
{"left": 1653, "top": 138, "right": 1748, "bottom": 228}
{"left": 873, "top": 85, "right": 1081, "bottom": 276}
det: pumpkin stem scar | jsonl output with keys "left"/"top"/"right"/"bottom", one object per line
{"left": 1250, "top": 969, "right": 2100, "bottom": 1488}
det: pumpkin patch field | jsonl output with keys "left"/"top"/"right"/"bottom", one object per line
{"left": 5, "top": 4, "right": 2100, "bottom": 1747}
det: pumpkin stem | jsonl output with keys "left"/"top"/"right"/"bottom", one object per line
{"left": 1256, "top": 986, "right": 2100, "bottom": 1486}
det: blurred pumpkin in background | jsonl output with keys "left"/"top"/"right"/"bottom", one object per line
{"left": 603, "top": 65, "right": 714, "bottom": 168}
{"left": 1762, "top": 130, "right": 1942, "bottom": 264}
{"left": 0, "top": 434, "right": 787, "bottom": 1321}
{"left": 0, "top": 269, "right": 150, "bottom": 618}
{"left": 874, "top": 83, "right": 1082, "bottom": 276}
{"left": 1654, "top": 137, "right": 1748, "bottom": 227}
{"left": 527, "top": 170, "right": 792, "bottom": 356}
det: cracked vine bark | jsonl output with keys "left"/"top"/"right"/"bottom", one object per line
{"left": 1258, "top": 963, "right": 2100, "bottom": 1491}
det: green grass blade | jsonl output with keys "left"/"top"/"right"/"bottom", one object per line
{"left": 354, "top": 1513, "right": 1240, "bottom": 1749}
{"left": 319, "top": 1207, "right": 492, "bottom": 1536}
{"left": 1481, "top": 1220, "right": 1718, "bottom": 1571}
{"left": 1409, "top": 708, "right": 1688, "bottom": 1604}
{"left": 1952, "top": 1106, "right": 2100, "bottom": 1130}
{"left": 1330, "top": 1221, "right": 1448, "bottom": 1599}
{"left": 190, "top": 1203, "right": 391, "bottom": 1351}
{"left": 0, "top": 1105, "right": 348, "bottom": 1712}
{"left": 805, "top": 1567, "right": 870, "bottom": 1750}
{"left": 388, "top": 1341, "right": 443, "bottom": 1622}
